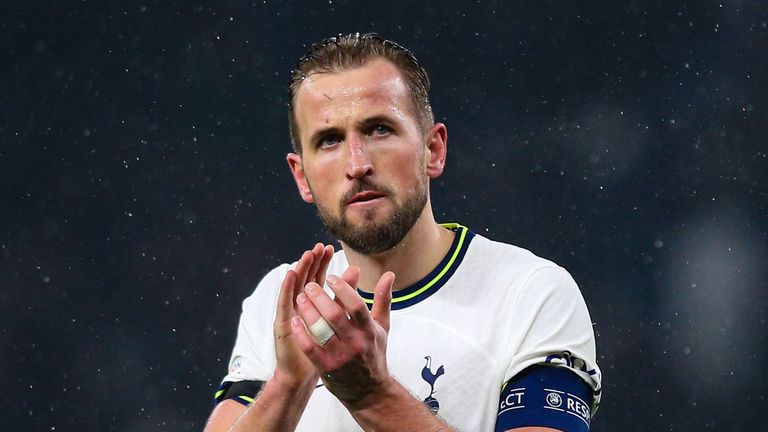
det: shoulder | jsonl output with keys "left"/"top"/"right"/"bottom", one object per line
{"left": 465, "top": 233, "right": 575, "bottom": 290}
{"left": 469, "top": 233, "right": 562, "bottom": 268}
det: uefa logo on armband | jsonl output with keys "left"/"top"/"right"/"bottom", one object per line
{"left": 546, "top": 392, "right": 563, "bottom": 408}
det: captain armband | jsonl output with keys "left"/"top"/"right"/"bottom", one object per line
{"left": 495, "top": 365, "right": 593, "bottom": 432}
{"left": 214, "top": 380, "right": 265, "bottom": 406}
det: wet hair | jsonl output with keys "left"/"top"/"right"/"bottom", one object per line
{"left": 288, "top": 32, "right": 434, "bottom": 153}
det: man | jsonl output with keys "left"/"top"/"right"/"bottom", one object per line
{"left": 205, "top": 33, "right": 602, "bottom": 431}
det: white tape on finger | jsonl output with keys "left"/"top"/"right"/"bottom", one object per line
{"left": 308, "top": 317, "right": 335, "bottom": 346}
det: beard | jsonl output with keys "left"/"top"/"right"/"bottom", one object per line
{"left": 315, "top": 178, "right": 428, "bottom": 255}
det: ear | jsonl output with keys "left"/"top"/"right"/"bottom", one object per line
{"left": 425, "top": 123, "right": 447, "bottom": 179}
{"left": 286, "top": 152, "right": 315, "bottom": 203}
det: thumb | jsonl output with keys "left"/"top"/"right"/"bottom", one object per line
{"left": 371, "top": 271, "right": 395, "bottom": 332}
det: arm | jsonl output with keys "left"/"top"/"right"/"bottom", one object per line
{"left": 205, "top": 373, "right": 316, "bottom": 432}
{"left": 204, "top": 244, "right": 334, "bottom": 432}
{"left": 204, "top": 399, "right": 247, "bottom": 432}
{"left": 347, "top": 377, "right": 455, "bottom": 431}
{"left": 203, "top": 375, "right": 315, "bottom": 432}
{"left": 292, "top": 268, "right": 457, "bottom": 431}
{"left": 497, "top": 267, "right": 599, "bottom": 432}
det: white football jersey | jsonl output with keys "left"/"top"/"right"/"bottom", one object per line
{"left": 221, "top": 224, "right": 602, "bottom": 431}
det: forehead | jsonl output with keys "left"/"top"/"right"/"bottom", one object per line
{"left": 293, "top": 59, "right": 412, "bottom": 128}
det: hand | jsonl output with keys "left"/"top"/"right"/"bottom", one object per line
{"left": 272, "top": 243, "right": 334, "bottom": 390}
{"left": 291, "top": 266, "right": 396, "bottom": 409}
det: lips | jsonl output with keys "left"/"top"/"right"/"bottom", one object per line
{"left": 346, "top": 190, "right": 386, "bottom": 205}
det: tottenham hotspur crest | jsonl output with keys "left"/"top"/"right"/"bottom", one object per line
{"left": 421, "top": 356, "right": 445, "bottom": 414}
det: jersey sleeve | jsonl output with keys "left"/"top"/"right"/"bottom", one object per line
{"left": 496, "top": 365, "right": 593, "bottom": 431}
{"left": 502, "top": 266, "right": 602, "bottom": 416}
{"left": 215, "top": 264, "right": 289, "bottom": 402}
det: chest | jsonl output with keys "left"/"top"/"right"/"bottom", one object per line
{"left": 297, "top": 307, "right": 508, "bottom": 431}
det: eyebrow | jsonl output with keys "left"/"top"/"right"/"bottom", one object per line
{"left": 356, "top": 115, "right": 398, "bottom": 130}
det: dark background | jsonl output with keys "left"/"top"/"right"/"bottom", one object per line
{"left": 2, "top": 1, "right": 767, "bottom": 430}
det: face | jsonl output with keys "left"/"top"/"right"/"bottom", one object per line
{"left": 288, "top": 58, "right": 446, "bottom": 254}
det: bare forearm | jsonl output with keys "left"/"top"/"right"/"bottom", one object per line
{"left": 227, "top": 377, "right": 315, "bottom": 432}
{"left": 347, "top": 378, "right": 456, "bottom": 432}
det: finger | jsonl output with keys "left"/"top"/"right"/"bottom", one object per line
{"left": 326, "top": 274, "right": 370, "bottom": 324}
{"left": 371, "top": 272, "right": 395, "bottom": 333}
{"left": 303, "top": 282, "right": 354, "bottom": 335}
{"left": 290, "top": 315, "right": 324, "bottom": 358}
{"left": 340, "top": 265, "right": 360, "bottom": 289}
{"left": 333, "top": 266, "right": 360, "bottom": 310}
{"left": 295, "top": 289, "right": 326, "bottom": 336}
{"left": 294, "top": 292, "right": 334, "bottom": 353}
{"left": 296, "top": 286, "right": 348, "bottom": 345}
{"left": 294, "top": 250, "right": 315, "bottom": 288}
{"left": 315, "top": 245, "right": 335, "bottom": 287}
{"left": 274, "top": 270, "right": 297, "bottom": 337}
{"left": 307, "top": 243, "right": 325, "bottom": 282}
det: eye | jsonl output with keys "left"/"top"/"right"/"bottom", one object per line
{"left": 370, "top": 124, "right": 393, "bottom": 137}
{"left": 318, "top": 134, "right": 342, "bottom": 148}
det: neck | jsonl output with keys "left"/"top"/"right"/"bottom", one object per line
{"left": 340, "top": 202, "right": 455, "bottom": 293}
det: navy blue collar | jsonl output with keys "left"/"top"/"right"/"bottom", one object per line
{"left": 357, "top": 223, "right": 475, "bottom": 310}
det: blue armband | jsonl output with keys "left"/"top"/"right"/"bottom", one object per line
{"left": 495, "top": 365, "right": 592, "bottom": 432}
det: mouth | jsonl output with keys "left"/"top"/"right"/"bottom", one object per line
{"left": 346, "top": 190, "right": 387, "bottom": 206}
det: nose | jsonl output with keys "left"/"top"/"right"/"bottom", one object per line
{"left": 345, "top": 134, "right": 372, "bottom": 180}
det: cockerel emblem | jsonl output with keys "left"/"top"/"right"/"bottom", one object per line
{"left": 421, "top": 356, "right": 445, "bottom": 414}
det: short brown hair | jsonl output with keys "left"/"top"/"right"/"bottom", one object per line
{"left": 288, "top": 33, "right": 434, "bottom": 153}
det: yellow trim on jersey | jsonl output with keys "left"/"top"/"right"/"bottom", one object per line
{"left": 361, "top": 223, "right": 468, "bottom": 305}
{"left": 215, "top": 389, "right": 225, "bottom": 399}
{"left": 239, "top": 395, "right": 255, "bottom": 404}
